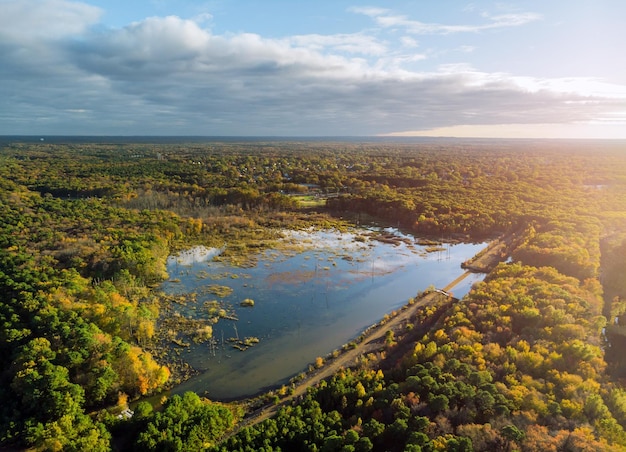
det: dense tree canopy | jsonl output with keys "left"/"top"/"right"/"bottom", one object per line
{"left": 1, "top": 138, "right": 626, "bottom": 450}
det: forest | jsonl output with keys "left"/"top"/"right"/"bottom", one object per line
{"left": 1, "top": 138, "right": 626, "bottom": 451}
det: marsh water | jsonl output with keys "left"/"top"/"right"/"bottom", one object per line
{"left": 162, "top": 228, "right": 486, "bottom": 400}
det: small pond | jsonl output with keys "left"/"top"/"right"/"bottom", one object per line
{"left": 162, "top": 228, "right": 486, "bottom": 400}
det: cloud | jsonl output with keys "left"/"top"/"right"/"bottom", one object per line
{"left": 348, "top": 6, "right": 390, "bottom": 17}
{"left": 480, "top": 12, "right": 543, "bottom": 28}
{"left": 0, "top": 0, "right": 102, "bottom": 40}
{"left": 192, "top": 12, "right": 213, "bottom": 25}
{"left": 0, "top": 1, "right": 624, "bottom": 136}
{"left": 400, "top": 37, "right": 419, "bottom": 48}
{"left": 71, "top": 16, "right": 379, "bottom": 81}
{"left": 458, "top": 45, "right": 475, "bottom": 53}
{"left": 75, "top": 16, "right": 210, "bottom": 69}
{"left": 0, "top": 0, "right": 102, "bottom": 76}
{"left": 351, "top": 6, "right": 542, "bottom": 35}
{"left": 288, "top": 33, "right": 388, "bottom": 56}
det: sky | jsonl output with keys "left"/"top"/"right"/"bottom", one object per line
{"left": 1, "top": 0, "right": 626, "bottom": 138}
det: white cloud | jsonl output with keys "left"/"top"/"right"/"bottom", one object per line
{"left": 512, "top": 77, "right": 626, "bottom": 99}
{"left": 0, "top": 1, "right": 624, "bottom": 136}
{"left": 0, "top": 0, "right": 102, "bottom": 40}
{"left": 351, "top": 6, "right": 542, "bottom": 35}
{"left": 71, "top": 16, "right": 377, "bottom": 84}
{"left": 192, "top": 12, "right": 213, "bottom": 25}
{"left": 348, "top": 6, "right": 390, "bottom": 17}
{"left": 480, "top": 12, "right": 543, "bottom": 27}
{"left": 400, "top": 36, "right": 419, "bottom": 48}
{"left": 458, "top": 45, "right": 475, "bottom": 53}
{"left": 288, "top": 33, "right": 388, "bottom": 56}
{"left": 86, "top": 15, "right": 210, "bottom": 63}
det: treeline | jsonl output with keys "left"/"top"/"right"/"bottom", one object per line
{"left": 5, "top": 140, "right": 626, "bottom": 240}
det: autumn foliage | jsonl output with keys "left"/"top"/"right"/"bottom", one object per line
{"left": 2, "top": 138, "right": 626, "bottom": 450}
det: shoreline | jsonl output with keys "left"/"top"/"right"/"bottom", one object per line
{"left": 142, "top": 233, "right": 510, "bottom": 411}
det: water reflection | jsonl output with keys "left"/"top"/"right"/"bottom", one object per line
{"left": 162, "top": 228, "right": 486, "bottom": 400}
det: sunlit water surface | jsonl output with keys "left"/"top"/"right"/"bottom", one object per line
{"left": 162, "top": 229, "right": 486, "bottom": 400}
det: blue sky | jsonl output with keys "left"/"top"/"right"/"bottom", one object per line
{"left": 1, "top": 0, "right": 625, "bottom": 138}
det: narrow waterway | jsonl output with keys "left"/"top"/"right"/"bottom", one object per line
{"left": 162, "top": 228, "right": 486, "bottom": 400}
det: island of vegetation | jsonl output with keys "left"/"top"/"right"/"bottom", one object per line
{"left": 1, "top": 137, "right": 626, "bottom": 451}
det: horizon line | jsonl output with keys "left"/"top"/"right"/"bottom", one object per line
{"left": 3, "top": 134, "right": 626, "bottom": 141}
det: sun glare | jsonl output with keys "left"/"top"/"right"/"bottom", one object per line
{"left": 383, "top": 122, "right": 626, "bottom": 139}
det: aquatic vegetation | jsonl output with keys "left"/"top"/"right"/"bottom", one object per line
{"left": 192, "top": 325, "right": 213, "bottom": 343}
{"left": 228, "top": 336, "right": 260, "bottom": 351}
{"left": 240, "top": 298, "right": 255, "bottom": 307}
{"left": 204, "top": 284, "right": 234, "bottom": 297}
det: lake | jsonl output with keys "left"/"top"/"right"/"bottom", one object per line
{"left": 161, "top": 228, "right": 486, "bottom": 400}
